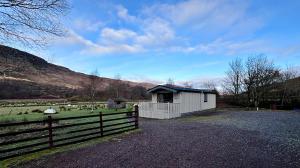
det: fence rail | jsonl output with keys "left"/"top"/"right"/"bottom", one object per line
{"left": 0, "top": 107, "right": 139, "bottom": 160}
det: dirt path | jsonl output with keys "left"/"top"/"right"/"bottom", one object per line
{"left": 14, "top": 111, "right": 300, "bottom": 168}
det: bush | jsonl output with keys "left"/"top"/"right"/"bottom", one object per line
{"left": 32, "top": 109, "right": 43, "bottom": 113}
{"left": 126, "top": 103, "right": 134, "bottom": 110}
{"left": 107, "top": 99, "right": 116, "bottom": 109}
{"left": 24, "top": 111, "right": 29, "bottom": 114}
{"left": 59, "top": 106, "right": 66, "bottom": 111}
{"left": 17, "top": 112, "right": 23, "bottom": 115}
{"left": 81, "top": 105, "right": 87, "bottom": 110}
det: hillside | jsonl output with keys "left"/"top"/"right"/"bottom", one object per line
{"left": 0, "top": 45, "right": 154, "bottom": 99}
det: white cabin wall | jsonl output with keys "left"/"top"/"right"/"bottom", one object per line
{"left": 201, "top": 94, "right": 216, "bottom": 110}
{"left": 173, "top": 93, "right": 180, "bottom": 103}
{"left": 150, "top": 92, "right": 216, "bottom": 113}
{"left": 179, "top": 92, "right": 202, "bottom": 113}
{"left": 151, "top": 93, "right": 157, "bottom": 103}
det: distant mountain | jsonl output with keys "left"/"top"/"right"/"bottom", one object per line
{"left": 0, "top": 45, "right": 154, "bottom": 99}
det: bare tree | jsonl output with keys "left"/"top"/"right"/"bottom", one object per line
{"left": 223, "top": 57, "right": 244, "bottom": 100}
{"left": 224, "top": 55, "right": 299, "bottom": 108}
{"left": 0, "top": 0, "right": 69, "bottom": 47}
{"left": 243, "top": 54, "right": 279, "bottom": 108}
{"left": 88, "top": 69, "right": 99, "bottom": 111}
{"left": 114, "top": 73, "right": 122, "bottom": 98}
{"left": 166, "top": 78, "right": 174, "bottom": 85}
{"left": 279, "top": 66, "right": 298, "bottom": 105}
{"left": 183, "top": 81, "right": 193, "bottom": 88}
{"left": 131, "top": 86, "right": 148, "bottom": 100}
{"left": 201, "top": 80, "right": 217, "bottom": 90}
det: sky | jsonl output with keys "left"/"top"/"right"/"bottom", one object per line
{"left": 29, "top": 0, "right": 300, "bottom": 86}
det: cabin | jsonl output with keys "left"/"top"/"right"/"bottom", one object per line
{"left": 139, "top": 85, "right": 217, "bottom": 119}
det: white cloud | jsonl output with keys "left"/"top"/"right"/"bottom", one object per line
{"left": 181, "top": 38, "right": 265, "bottom": 55}
{"left": 144, "top": 0, "right": 218, "bottom": 25}
{"left": 83, "top": 44, "right": 143, "bottom": 55}
{"left": 136, "top": 18, "right": 175, "bottom": 47}
{"left": 177, "top": 75, "right": 224, "bottom": 90}
{"left": 125, "top": 75, "right": 164, "bottom": 84}
{"left": 116, "top": 5, "right": 137, "bottom": 22}
{"left": 57, "top": 25, "right": 295, "bottom": 57}
{"left": 73, "top": 19, "right": 104, "bottom": 32}
{"left": 277, "top": 45, "right": 300, "bottom": 57}
{"left": 97, "top": 18, "right": 176, "bottom": 51}
{"left": 55, "top": 30, "right": 93, "bottom": 46}
{"left": 55, "top": 30, "right": 143, "bottom": 55}
{"left": 60, "top": 2, "right": 266, "bottom": 56}
{"left": 56, "top": 28, "right": 270, "bottom": 56}
{"left": 54, "top": 1, "right": 298, "bottom": 57}
{"left": 143, "top": 0, "right": 250, "bottom": 29}
{"left": 100, "top": 28, "right": 137, "bottom": 43}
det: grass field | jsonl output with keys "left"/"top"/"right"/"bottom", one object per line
{"left": 0, "top": 103, "right": 131, "bottom": 123}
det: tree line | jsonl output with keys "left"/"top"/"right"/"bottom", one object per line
{"left": 223, "top": 54, "right": 299, "bottom": 109}
{"left": 82, "top": 71, "right": 150, "bottom": 107}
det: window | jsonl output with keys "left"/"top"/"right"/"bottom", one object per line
{"left": 204, "top": 93, "right": 208, "bottom": 102}
{"left": 157, "top": 93, "right": 173, "bottom": 103}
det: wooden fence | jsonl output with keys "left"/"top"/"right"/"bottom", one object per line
{"left": 0, "top": 108, "right": 139, "bottom": 160}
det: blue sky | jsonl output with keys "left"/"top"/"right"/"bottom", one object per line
{"left": 32, "top": 0, "right": 300, "bottom": 85}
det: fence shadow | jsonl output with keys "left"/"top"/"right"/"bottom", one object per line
{"left": 180, "top": 108, "right": 223, "bottom": 117}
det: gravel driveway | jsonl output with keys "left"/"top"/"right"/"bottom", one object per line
{"left": 14, "top": 111, "right": 300, "bottom": 168}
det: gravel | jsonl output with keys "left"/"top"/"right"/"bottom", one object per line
{"left": 13, "top": 111, "right": 300, "bottom": 168}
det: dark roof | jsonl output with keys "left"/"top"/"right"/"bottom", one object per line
{"left": 147, "top": 84, "right": 216, "bottom": 94}
{"left": 113, "top": 98, "right": 127, "bottom": 102}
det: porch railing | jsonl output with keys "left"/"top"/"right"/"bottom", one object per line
{"left": 139, "top": 102, "right": 181, "bottom": 119}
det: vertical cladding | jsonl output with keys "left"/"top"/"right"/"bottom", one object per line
{"left": 180, "top": 92, "right": 202, "bottom": 113}
{"left": 152, "top": 93, "right": 157, "bottom": 103}
{"left": 179, "top": 92, "right": 216, "bottom": 113}
{"left": 201, "top": 94, "right": 216, "bottom": 110}
{"left": 173, "top": 93, "right": 180, "bottom": 103}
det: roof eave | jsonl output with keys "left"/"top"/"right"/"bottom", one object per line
{"left": 147, "top": 85, "right": 178, "bottom": 93}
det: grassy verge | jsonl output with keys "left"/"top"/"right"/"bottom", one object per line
{"left": 0, "top": 129, "right": 140, "bottom": 168}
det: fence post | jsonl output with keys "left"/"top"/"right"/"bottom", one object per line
{"left": 47, "top": 116, "right": 53, "bottom": 148}
{"left": 134, "top": 105, "right": 139, "bottom": 129}
{"left": 99, "top": 112, "right": 103, "bottom": 137}
{"left": 168, "top": 102, "right": 170, "bottom": 119}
